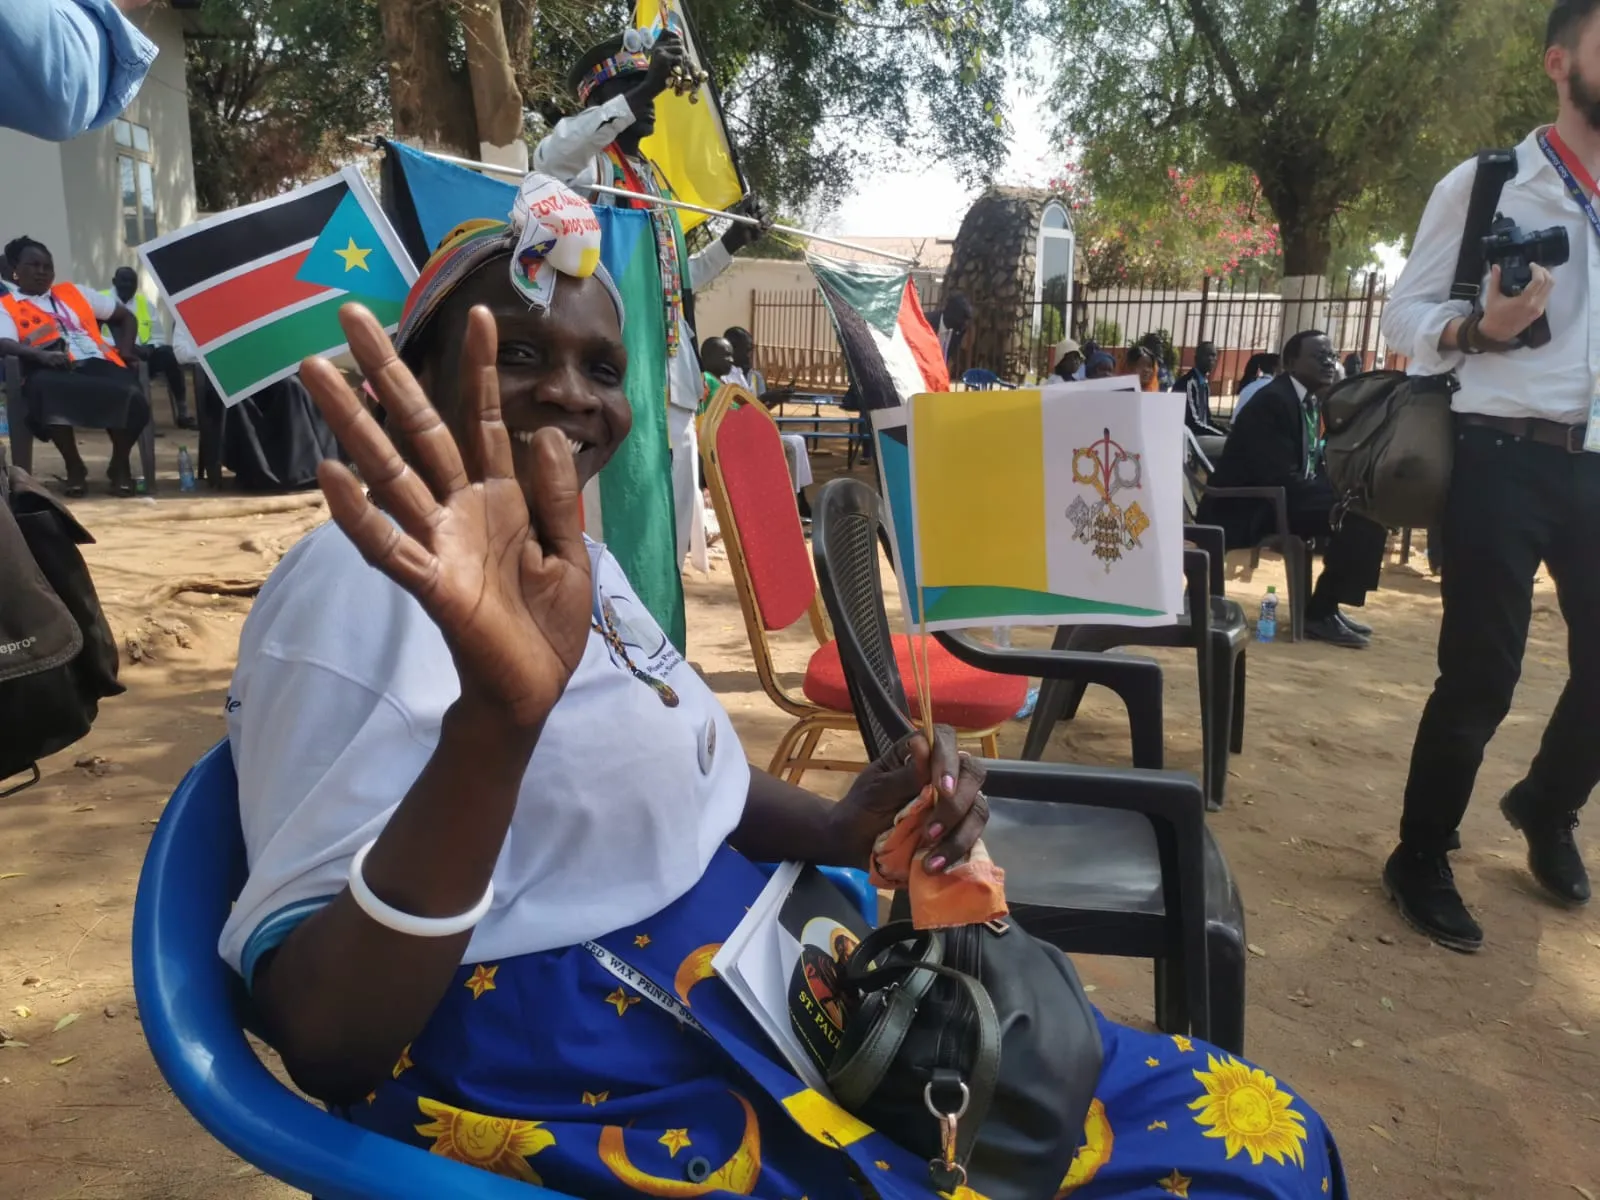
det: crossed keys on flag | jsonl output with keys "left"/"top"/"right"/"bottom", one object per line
{"left": 1067, "top": 427, "right": 1150, "bottom": 571}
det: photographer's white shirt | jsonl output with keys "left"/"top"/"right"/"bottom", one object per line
{"left": 1384, "top": 127, "right": 1595, "bottom": 423}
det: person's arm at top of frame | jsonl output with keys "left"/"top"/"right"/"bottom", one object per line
{"left": 0, "top": 0, "right": 158, "bottom": 143}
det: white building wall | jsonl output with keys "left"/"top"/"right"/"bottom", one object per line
{"left": 0, "top": 132, "right": 73, "bottom": 271}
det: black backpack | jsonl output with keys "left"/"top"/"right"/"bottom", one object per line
{"left": 1325, "top": 149, "right": 1515, "bottom": 528}
{"left": 0, "top": 453, "right": 124, "bottom": 794}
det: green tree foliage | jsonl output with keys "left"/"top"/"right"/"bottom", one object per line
{"left": 185, "top": 0, "right": 389, "bottom": 212}
{"left": 1051, "top": 0, "right": 1551, "bottom": 276}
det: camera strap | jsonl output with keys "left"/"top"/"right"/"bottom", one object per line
{"left": 1540, "top": 128, "right": 1600, "bottom": 245}
{"left": 1451, "top": 150, "right": 1518, "bottom": 300}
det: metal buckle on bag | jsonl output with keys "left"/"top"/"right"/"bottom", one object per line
{"left": 924, "top": 1077, "right": 970, "bottom": 1187}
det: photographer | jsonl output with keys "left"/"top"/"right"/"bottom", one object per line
{"left": 1380, "top": 0, "right": 1600, "bottom": 953}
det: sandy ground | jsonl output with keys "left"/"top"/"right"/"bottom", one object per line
{"left": 1, "top": 411, "right": 1597, "bottom": 1200}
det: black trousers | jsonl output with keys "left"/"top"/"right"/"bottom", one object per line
{"left": 144, "top": 345, "right": 188, "bottom": 418}
{"left": 1285, "top": 478, "right": 1387, "bottom": 618}
{"left": 1401, "top": 423, "right": 1600, "bottom": 853}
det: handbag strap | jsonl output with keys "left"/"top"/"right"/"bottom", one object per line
{"left": 830, "top": 922, "right": 1004, "bottom": 1175}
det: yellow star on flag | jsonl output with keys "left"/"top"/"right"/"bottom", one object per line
{"left": 464, "top": 964, "right": 499, "bottom": 999}
{"left": 1158, "top": 1168, "right": 1192, "bottom": 1197}
{"left": 392, "top": 1043, "right": 413, "bottom": 1079}
{"left": 605, "top": 986, "right": 641, "bottom": 1016}
{"left": 582, "top": 1090, "right": 609, "bottom": 1107}
{"left": 659, "top": 1128, "right": 692, "bottom": 1157}
{"left": 334, "top": 237, "right": 372, "bottom": 271}
{"left": 1170, "top": 1035, "right": 1194, "bottom": 1053}
{"left": 635, "top": 934, "right": 652, "bottom": 948}
{"left": 1148, "top": 1120, "right": 1168, "bottom": 1131}
{"left": 1145, "top": 1056, "right": 1161, "bottom": 1068}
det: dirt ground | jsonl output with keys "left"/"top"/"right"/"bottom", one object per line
{"left": 1, "top": 411, "right": 1597, "bottom": 1200}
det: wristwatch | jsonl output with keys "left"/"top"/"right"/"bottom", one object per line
{"left": 1459, "top": 311, "right": 1520, "bottom": 355}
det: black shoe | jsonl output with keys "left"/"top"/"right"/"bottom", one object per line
{"left": 1304, "top": 614, "right": 1369, "bottom": 649}
{"left": 1335, "top": 608, "right": 1372, "bottom": 636}
{"left": 175, "top": 414, "right": 199, "bottom": 431}
{"left": 1383, "top": 845, "right": 1483, "bottom": 952}
{"left": 1500, "top": 791, "right": 1591, "bottom": 906}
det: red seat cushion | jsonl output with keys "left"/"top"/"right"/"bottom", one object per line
{"left": 803, "top": 635, "right": 1029, "bottom": 731}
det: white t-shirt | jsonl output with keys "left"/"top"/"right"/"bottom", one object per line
{"left": 219, "top": 523, "right": 750, "bottom": 981}
{"left": 0, "top": 285, "right": 115, "bottom": 361}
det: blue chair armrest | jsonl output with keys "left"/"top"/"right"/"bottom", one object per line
{"left": 755, "top": 861, "right": 878, "bottom": 927}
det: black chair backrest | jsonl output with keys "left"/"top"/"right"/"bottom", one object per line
{"left": 811, "top": 477, "right": 917, "bottom": 761}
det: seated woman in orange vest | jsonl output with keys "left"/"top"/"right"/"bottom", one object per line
{"left": 0, "top": 236, "right": 148, "bottom": 496}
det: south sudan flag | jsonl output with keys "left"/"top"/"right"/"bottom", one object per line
{"left": 139, "top": 168, "right": 416, "bottom": 406}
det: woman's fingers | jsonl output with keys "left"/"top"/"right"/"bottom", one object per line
{"left": 920, "top": 725, "right": 968, "bottom": 843}
{"left": 524, "top": 427, "right": 586, "bottom": 569}
{"left": 315, "top": 460, "right": 438, "bottom": 596}
{"left": 340, "top": 304, "right": 469, "bottom": 499}
{"left": 461, "top": 306, "right": 514, "bottom": 482}
{"left": 926, "top": 752, "right": 988, "bottom": 872}
{"left": 301, "top": 354, "right": 441, "bottom": 543}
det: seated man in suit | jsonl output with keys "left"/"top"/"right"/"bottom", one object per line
{"left": 1200, "top": 329, "right": 1387, "bottom": 649}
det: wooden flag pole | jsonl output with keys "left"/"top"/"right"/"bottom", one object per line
{"left": 357, "top": 139, "right": 918, "bottom": 265}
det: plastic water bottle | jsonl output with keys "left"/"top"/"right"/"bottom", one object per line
{"left": 0, "top": 398, "right": 8, "bottom": 439}
{"left": 177, "top": 445, "right": 196, "bottom": 493}
{"left": 1256, "top": 585, "right": 1279, "bottom": 643}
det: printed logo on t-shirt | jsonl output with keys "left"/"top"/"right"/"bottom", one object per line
{"left": 600, "top": 589, "right": 683, "bottom": 681}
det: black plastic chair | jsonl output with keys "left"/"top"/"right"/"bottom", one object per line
{"left": 1023, "top": 525, "right": 1249, "bottom": 810}
{"left": 5, "top": 353, "right": 157, "bottom": 492}
{"left": 812, "top": 477, "right": 1248, "bottom": 1052}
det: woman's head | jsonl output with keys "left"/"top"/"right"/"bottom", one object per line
{"left": 1127, "top": 344, "right": 1158, "bottom": 388}
{"left": 5, "top": 236, "right": 52, "bottom": 294}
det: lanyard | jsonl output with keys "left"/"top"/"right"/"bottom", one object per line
{"left": 1539, "top": 128, "right": 1600, "bottom": 244}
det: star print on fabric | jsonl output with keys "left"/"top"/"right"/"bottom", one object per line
{"left": 1170, "top": 1035, "right": 1194, "bottom": 1053}
{"left": 464, "top": 965, "right": 499, "bottom": 998}
{"left": 635, "top": 934, "right": 652, "bottom": 948}
{"left": 1322, "top": 1179, "right": 1330, "bottom": 1193}
{"left": 364, "top": 1091, "right": 376, "bottom": 1105}
{"left": 659, "top": 1129, "right": 692, "bottom": 1157}
{"left": 1148, "top": 1120, "right": 1168, "bottom": 1131}
{"left": 874, "top": 1161, "right": 890, "bottom": 1171}
{"left": 392, "top": 1044, "right": 413, "bottom": 1079}
{"left": 605, "top": 987, "right": 642, "bottom": 1016}
{"left": 334, "top": 237, "right": 372, "bottom": 271}
{"left": 1158, "top": 1168, "right": 1192, "bottom": 1196}
{"left": 582, "top": 1091, "right": 609, "bottom": 1107}
{"left": 1146, "top": 1056, "right": 1161, "bottom": 1068}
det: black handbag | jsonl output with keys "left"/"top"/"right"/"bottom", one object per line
{"left": 828, "top": 918, "right": 1103, "bottom": 1200}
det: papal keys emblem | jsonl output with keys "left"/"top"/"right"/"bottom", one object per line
{"left": 1067, "top": 427, "right": 1150, "bottom": 571}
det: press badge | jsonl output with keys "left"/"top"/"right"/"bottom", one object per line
{"left": 1588, "top": 391, "right": 1600, "bottom": 453}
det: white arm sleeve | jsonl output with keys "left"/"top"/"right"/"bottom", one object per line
{"left": 689, "top": 237, "right": 732, "bottom": 291}
{"left": 533, "top": 95, "right": 637, "bottom": 187}
{"left": 86, "top": 286, "right": 116, "bottom": 321}
{"left": 1382, "top": 161, "right": 1476, "bottom": 376}
{"left": 218, "top": 653, "right": 436, "bottom": 980}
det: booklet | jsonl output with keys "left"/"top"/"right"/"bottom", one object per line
{"left": 712, "top": 863, "right": 873, "bottom": 1098}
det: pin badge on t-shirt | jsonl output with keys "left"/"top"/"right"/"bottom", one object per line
{"left": 698, "top": 719, "right": 717, "bottom": 775}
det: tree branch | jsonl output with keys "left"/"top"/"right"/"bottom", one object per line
{"left": 1182, "top": 0, "right": 1251, "bottom": 110}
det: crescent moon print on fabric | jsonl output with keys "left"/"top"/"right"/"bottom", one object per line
{"left": 673, "top": 943, "right": 721, "bottom": 1005}
{"left": 596, "top": 1090, "right": 762, "bottom": 1196}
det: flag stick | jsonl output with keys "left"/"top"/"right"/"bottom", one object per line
{"left": 359, "top": 139, "right": 918, "bottom": 265}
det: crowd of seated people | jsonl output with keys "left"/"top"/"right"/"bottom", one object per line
{"left": 701, "top": 328, "right": 815, "bottom": 520}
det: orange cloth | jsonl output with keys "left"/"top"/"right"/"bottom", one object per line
{"left": 868, "top": 789, "right": 1007, "bottom": 929}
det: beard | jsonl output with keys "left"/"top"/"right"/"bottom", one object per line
{"left": 1569, "top": 62, "right": 1600, "bottom": 131}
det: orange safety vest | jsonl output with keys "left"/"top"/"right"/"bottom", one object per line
{"left": 0, "top": 284, "right": 125, "bottom": 368}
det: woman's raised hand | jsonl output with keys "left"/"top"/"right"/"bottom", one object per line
{"left": 300, "top": 303, "right": 593, "bottom": 728}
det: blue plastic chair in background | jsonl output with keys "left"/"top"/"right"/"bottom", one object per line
{"left": 959, "top": 368, "right": 1014, "bottom": 391}
{"left": 132, "top": 741, "right": 877, "bottom": 1200}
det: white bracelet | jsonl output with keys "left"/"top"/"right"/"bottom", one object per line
{"left": 347, "top": 840, "right": 494, "bottom": 938}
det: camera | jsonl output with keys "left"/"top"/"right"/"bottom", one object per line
{"left": 1482, "top": 216, "right": 1569, "bottom": 296}
{"left": 1480, "top": 216, "right": 1569, "bottom": 347}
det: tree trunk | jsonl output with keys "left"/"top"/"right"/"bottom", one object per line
{"left": 378, "top": 0, "right": 479, "bottom": 157}
{"left": 457, "top": 0, "right": 527, "bottom": 167}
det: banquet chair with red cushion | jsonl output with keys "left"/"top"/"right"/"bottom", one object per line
{"left": 700, "top": 385, "right": 1026, "bottom": 784}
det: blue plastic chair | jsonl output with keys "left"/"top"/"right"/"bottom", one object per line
{"left": 960, "top": 368, "right": 1014, "bottom": 391}
{"left": 132, "top": 741, "right": 877, "bottom": 1199}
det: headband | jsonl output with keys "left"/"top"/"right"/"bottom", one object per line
{"left": 393, "top": 175, "right": 624, "bottom": 361}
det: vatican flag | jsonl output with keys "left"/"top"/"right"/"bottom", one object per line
{"left": 634, "top": 0, "right": 747, "bottom": 231}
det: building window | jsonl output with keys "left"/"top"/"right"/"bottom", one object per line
{"left": 1034, "top": 201, "right": 1075, "bottom": 338}
{"left": 114, "top": 119, "right": 157, "bottom": 247}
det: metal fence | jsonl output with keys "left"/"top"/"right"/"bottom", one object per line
{"left": 750, "top": 290, "right": 851, "bottom": 393}
{"left": 750, "top": 272, "right": 1399, "bottom": 403}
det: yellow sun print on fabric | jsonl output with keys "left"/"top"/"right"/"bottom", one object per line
{"left": 1055, "top": 1098, "right": 1113, "bottom": 1196}
{"left": 1190, "top": 1054, "right": 1309, "bottom": 1167}
{"left": 415, "top": 1098, "right": 554, "bottom": 1183}
{"left": 659, "top": 1129, "right": 692, "bottom": 1157}
{"left": 464, "top": 964, "right": 498, "bottom": 999}
{"left": 335, "top": 238, "right": 372, "bottom": 271}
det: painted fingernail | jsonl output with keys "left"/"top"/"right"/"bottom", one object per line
{"left": 941, "top": 774, "right": 956, "bottom": 794}
{"left": 926, "top": 856, "right": 947, "bottom": 873}
{"left": 925, "top": 823, "right": 945, "bottom": 842}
